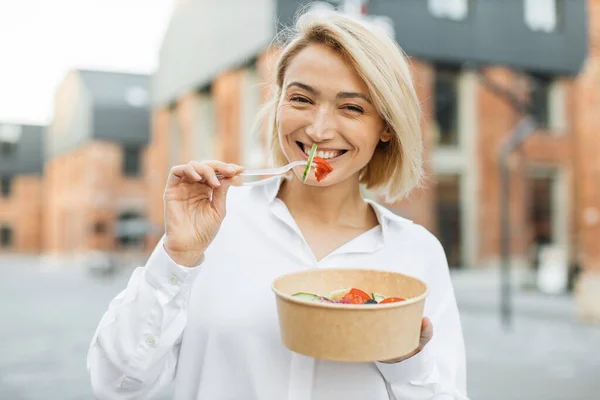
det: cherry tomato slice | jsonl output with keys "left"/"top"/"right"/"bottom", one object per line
{"left": 313, "top": 156, "right": 333, "bottom": 182}
{"left": 340, "top": 292, "right": 367, "bottom": 304}
{"left": 380, "top": 297, "right": 405, "bottom": 304}
{"left": 349, "top": 288, "right": 371, "bottom": 302}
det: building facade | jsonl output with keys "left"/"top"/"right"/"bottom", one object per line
{"left": 43, "top": 70, "right": 153, "bottom": 256}
{"left": 0, "top": 123, "right": 44, "bottom": 253}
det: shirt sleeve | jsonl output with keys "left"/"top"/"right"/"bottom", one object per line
{"left": 375, "top": 228, "right": 469, "bottom": 400}
{"left": 87, "top": 235, "right": 204, "bottom": 400}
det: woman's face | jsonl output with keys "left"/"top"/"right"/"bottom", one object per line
{"left": 276, "top": 43, "right": 391, "bottom": 186}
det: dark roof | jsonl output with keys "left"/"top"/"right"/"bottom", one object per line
{"left": 79, "top": 70, "right": 151, "bottom": 146}
{"left": 278, "top": 0, "right": 587, "bottom": 75}
{"left": 0, "top": 123, "right": 44, "bottom": 175}
{"left": 79, "top": 70, "right": 151, "bottom": 106}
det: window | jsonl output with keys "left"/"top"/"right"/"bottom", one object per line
{"left": 530, "top": 175, "right": 554, "bottom": 243}
{"left": 428, "top": 0, "right": 469, "bottom": 21}
{"left": 123, "top": 147, "right": 142, "bottom": 177}
{"left": 116, "top": 211, "right": 147, "bottom": 248}
{"left": 1, "top": 176, "right": 12, "bottom": 197}
{"left": 524, "top": 0, "right": 561, "bottom": 32}
{"left": 528, "top": 171, "right": 556, "bottom": 269}
{"left": 92, "top": 221, "right": 107, "bottom": 235}
{"left": 0, "top": 225, "right": 13, "bottom": 248}
{"left": 435, "top": 174, "right": 463, "bottom": 268}
{"left": 530, "top": 75, "right": 552, "bottom": 130}
{"left": 1, "top": 141, "right": 16, "bottom": 156}
{"left": 434, "top": 67, "right": 460, "bottom": 146}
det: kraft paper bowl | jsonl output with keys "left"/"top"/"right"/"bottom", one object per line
{"left": 271, "top": 268, "right": 429, "bottom": 362}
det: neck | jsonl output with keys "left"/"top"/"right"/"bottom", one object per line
{"left": 277, "top": 175, "right": 376, "bottom": 228}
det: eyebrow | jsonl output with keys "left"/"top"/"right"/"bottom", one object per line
{"left": 286, "top": 81, "right": 372, "bottom": 104}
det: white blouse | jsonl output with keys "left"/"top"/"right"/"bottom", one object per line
{"left": 87, "top": 176, "right": 469, "bottom": 400}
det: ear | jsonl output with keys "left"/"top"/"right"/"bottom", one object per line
{"left": 380, "top": 126, "right": 392, "bottom": 143}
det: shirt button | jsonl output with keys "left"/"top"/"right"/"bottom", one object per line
{"left": 169, "top": 274, "right": 178, "bottom": 285}
{"left": 146, "top": 335, "right": 157, "bottom": 347}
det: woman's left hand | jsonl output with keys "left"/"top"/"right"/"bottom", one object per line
{"left": 379, "top": 317, "right": 433, "bottom": 364}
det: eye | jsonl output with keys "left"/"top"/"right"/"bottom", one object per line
{"left": 290, "top": 96, "right": 311, "bottom": 104}
{"left": 343, "top": 105, "right": 364, "bottom": 113}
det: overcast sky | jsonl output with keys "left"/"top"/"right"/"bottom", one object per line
{"left": 0, "top": 0, "right": 174, "bottom": 125}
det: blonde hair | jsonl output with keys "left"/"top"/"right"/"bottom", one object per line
{"left": 259, "top": 5, "right": 424, "bottom": 202}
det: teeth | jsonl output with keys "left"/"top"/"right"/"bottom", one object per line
{"left": 317, "top": 151, "right": 340, "bottom": 159}
{"left": 302, "top": 145, "right": 344, "bottom": 159}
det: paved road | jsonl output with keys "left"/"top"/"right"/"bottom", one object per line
{"left": 1, "top": 256, "right": 598, "bottom": 400}
{"left": 451, "top": 268, "right": 600, "bottom": 400}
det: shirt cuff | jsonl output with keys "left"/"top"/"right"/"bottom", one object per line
{"left": 143, "top": 237, "right": 204, "bottom": 297}
{"left": 375, "top": 346, "right": 435, "bottom": 384}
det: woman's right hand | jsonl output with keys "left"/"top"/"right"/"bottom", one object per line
{"left": 162, "top": 160, "right": 244, "bottom": 267}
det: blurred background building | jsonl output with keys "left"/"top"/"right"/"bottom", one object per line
{"left": 0, "top": 123, "right": 44, "bottom": 252}
{"left": 44, "top": 70, "right": 152, "bottom": 256}
{"left": 0, "top": 0, "right": 598, "bottom": 321}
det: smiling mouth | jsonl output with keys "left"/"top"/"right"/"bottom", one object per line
{"left": 297, "top": 141, "right": 348, "bottom": 160}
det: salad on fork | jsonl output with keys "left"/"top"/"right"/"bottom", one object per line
{"left": 215, "top": 143, "right": 333, "bottom": 182}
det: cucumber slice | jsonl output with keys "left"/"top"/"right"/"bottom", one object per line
{"left": 292, "top": 292, "right": 321, "bottom": 301}
{"left": 292, "top": 292, "right": 334, "bottom": 303}
{"left": 302, "top": 143, "right": 318, "bottom": 183}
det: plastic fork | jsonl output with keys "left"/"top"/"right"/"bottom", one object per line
{"left": 215, "top": 160, "right": 314, "bottom": 180}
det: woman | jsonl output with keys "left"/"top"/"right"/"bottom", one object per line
{"left": 87, "top": 8, "right": 468, "bottom": 400}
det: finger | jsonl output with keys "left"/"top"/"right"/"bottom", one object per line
{"left": 194, "top": 160, "right": 244, "bottom": 179}
{"left": 211, "top": 177, "right": 236, "bottom": 217}
{"left": 230, "top": 175, "right": 244, "bottom": 187}
{"left": 187, "top": 162, "right": 221, "bottom": 188}
{"left": 422, "top": 317, "right": 433, "bottom": 334}
{"left": 168, "top": 164, "right": 202, "bottom": 187}
{"left": 420, "top": 317, "right": 434, "bottom": 343}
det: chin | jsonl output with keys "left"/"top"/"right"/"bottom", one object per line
{"left": 300, "top": 177, "right": 335, "bottom": 186}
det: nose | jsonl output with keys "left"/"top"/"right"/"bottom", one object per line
{"left": 305, "top": 105, "right": 336, "bottom": 142}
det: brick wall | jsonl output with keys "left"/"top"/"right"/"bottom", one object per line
{"left": 574, "top": 0, "right": 600, "bottom": 321}
{"left": 391, "top": 58, "right": 437, "bottom": 233}
{"left": 43, "top": 141, "right": 149, "bottom": 255}
{"left": 43, "top": 147, "right": 89, "bottom": 254}
{"left": 574, "top": 0, "right": 600, "bottom": 274}
{"left": 146, "top": 108, "right": 172, "bottom": 247}
{"left": 214, "top": 71, "right": 243, "bottom": 164}
{"left": 146, "top": 70, "right": 246, "bottom": 250}
{"left": 477, "top": 68, "right": 530, "bottom": 266}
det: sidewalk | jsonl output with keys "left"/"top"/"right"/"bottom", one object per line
{"left": 450, "top": 267, "right": 600, "bottom": 400}
{"left": 451, "top": 267, "right": 578, "bottom": 322}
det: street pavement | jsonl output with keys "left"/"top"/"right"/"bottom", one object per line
{"left": 451, "top": 268, "right": 600, "bottom": 400}
{"left": 0, "top": 255, "right": 598, "bottom": 400}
